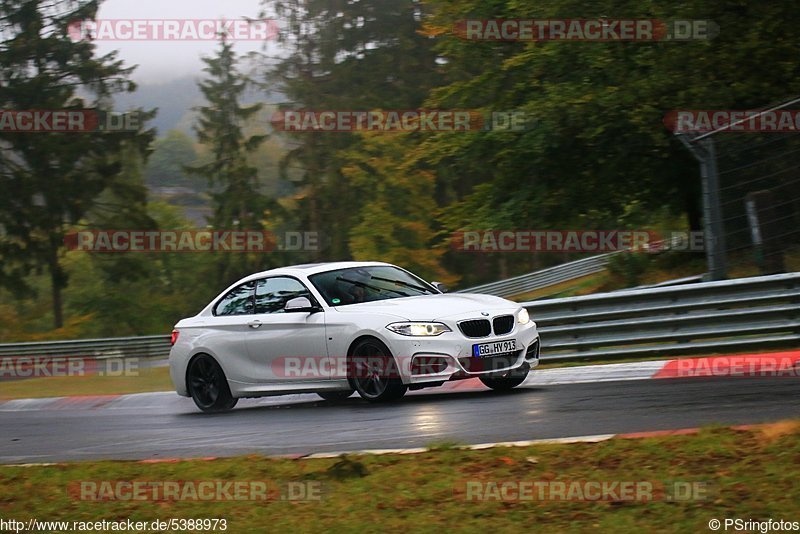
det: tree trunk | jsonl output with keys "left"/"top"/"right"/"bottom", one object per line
{"left": 49, "top": 250, "right": 65, "bottom": 329}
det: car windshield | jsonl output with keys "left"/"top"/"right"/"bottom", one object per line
{"left": 309, "top": 266, "right": 438, "bottom": 306}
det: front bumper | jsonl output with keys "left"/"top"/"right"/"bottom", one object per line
{"left": 384, "top": 322, "right": 540, "bottom": 386}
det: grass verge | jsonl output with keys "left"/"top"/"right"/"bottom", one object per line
{"left": 1, "top": 422, "right": 799, "bottom": 532}
{"left": 0, "top": 365, "right": 173, "bottom": 401}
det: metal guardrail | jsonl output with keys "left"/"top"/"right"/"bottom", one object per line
{"left": 624, "top": 274, "right": 705, "bottom": 291}
{"left": 0, "top": 335, "right": 171, "bottom": 361}
{"left": 1, "top": 272, "right": 797, "bottom": 366}
{"left": 525, "top": 272, "right": 800, "bottom": 361}
{"left": 458, "top": 253, "right": 617, "bottom": 298}
{"left": 458, "top": 233, "right": 711, "bottom": 298}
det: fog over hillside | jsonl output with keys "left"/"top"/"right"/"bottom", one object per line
{"left": 112, "top": 75, "right": 286, "bottom": 137}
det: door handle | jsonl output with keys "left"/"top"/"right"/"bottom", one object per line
{"left": 247, "top": 320, "right": 262, "bottom": 329}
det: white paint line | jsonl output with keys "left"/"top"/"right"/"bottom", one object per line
{"left": 1, "top": 462, "right": 61, "bottom": 468}
{"left": 464, "top": 435, "right": 617, "bottom": 448}
{"left": 299, "top": 434, "right": 617, "bottom": 459}
{"left": 0, "top": 397, "right": 65, "bottom": 412}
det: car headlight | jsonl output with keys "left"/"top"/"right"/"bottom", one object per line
{"left": 517, "top": 308, "right": 530, "bottom": 325}
{"left": 386, "top": 322, "right": 451, "bottom": 336}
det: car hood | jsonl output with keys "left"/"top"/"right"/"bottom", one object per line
{"left": 331, "top": 293, "right": 518, "bottom": 321}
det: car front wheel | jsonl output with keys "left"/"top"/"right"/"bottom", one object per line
{"left": 479, "top": 363, "right": 530, "bottom": 391}
{"left": 187, "top": 354, "right": 238, "bottom": 412}
{"left": 349, "top": 338, "right": 407, "bottom": 402}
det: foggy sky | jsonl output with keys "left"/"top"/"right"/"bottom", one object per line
{"left": 94, "top": 0, "right": 278, "bottom": 85}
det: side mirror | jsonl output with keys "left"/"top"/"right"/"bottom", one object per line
{"left": 431, "top": 281, "right": 448, "bottom": 293}
{"left": 285, "top": 296, "right": 321, "bottom": 313}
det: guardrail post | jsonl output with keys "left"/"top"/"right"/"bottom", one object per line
{"left": 677, "top": 134, "right": 728, "bottom": 281}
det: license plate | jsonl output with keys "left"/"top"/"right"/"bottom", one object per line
{"left": 473, "top": 339, "right": 517, "bottom": 358}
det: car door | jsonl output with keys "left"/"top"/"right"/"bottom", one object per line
{"left": 202, "top": 280, "right": 256, "bottom": 383}
{"left": 244, "top": 276, "right": 330, "bottom": 384}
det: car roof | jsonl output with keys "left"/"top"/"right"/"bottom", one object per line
{"left": 241, "top": 261, "right": 392, "bottom": 281}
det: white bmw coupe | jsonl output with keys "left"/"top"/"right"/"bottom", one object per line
{"left": 169, "top": 261, "right": 540, "bottom": 411}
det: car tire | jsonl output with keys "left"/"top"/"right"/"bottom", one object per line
{"left": 349, "top": 338, "right": 407, "bottom": 402}
{"left": 317, "top": 389, "right": 354, "bottom": 402}
{"left": 479, "top": 363, "right": 530, "bottom": 391}
{"left": 187, "top": 354, "right": 238, "bottom": 412}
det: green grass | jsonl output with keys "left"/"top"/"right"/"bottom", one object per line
{"left": 2, "top": 422, "right": 799, "bottom": 533}
{"left": 510, "top": 271, "right": 611, "bottom": 302}
{"left": 0, "top": 366, "right": 173, "bottom": 401}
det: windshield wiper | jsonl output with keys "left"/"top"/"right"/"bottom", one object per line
{"left": 369, "top": 275, "right": 433, "bottom": 294}
{"left": 336, "top": 277, "right": 408, "bottom": 297}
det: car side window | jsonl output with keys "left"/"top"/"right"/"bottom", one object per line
{"left": 255, "top": 277, "right": 313, "bottom": 314}
{"left": 214, "top": 281, "right": 256, "bottom": 316}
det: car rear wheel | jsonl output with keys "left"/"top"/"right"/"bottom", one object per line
{"left": 479, "top": 363, "right": 530, "bottom": 391}
{"left": 187, "top": 354, "right": 238, "bottom": 412}
{"left": 317, "top": 389, "right": 354, "bottom": 401}
{"left": 349, "top": 338, "right": 407, "bottom": 402}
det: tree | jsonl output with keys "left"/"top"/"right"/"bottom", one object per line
{"left": 417, "top": 0, "right": 800, "bottom": 283}
{"left": 144, "top": 130, "right": 199, "bottom": 189}
{"left": 187, "top": 38, "right": 270, "bottom": 285}
{"left": 0, "top": 0, "right": 154, "bottom": 328}
{"left": 267, "top": 0, "right": 443, "bottom": 260}
{"left": 342, "top": 132, "right": 457, "bottom": 284}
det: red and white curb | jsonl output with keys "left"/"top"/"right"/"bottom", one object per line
{"left": 651, "top": 351, "right": 800, "bottom": 379}
{"left": 1, "top": 351, "right": 798, "bottom": 413}
{"left": 524, "top": 350, "right": 800, "bottom": 386}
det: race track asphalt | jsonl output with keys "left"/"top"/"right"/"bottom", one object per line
{"left": 1, "top": 373, "right": 799, "bottom": 464}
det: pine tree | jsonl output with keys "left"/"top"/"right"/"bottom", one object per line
{"left": 187, "top": 38, "right": 269, "bottom": 284}
{"left": 0, "top": 0, "right": 154, "bottom": 328}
